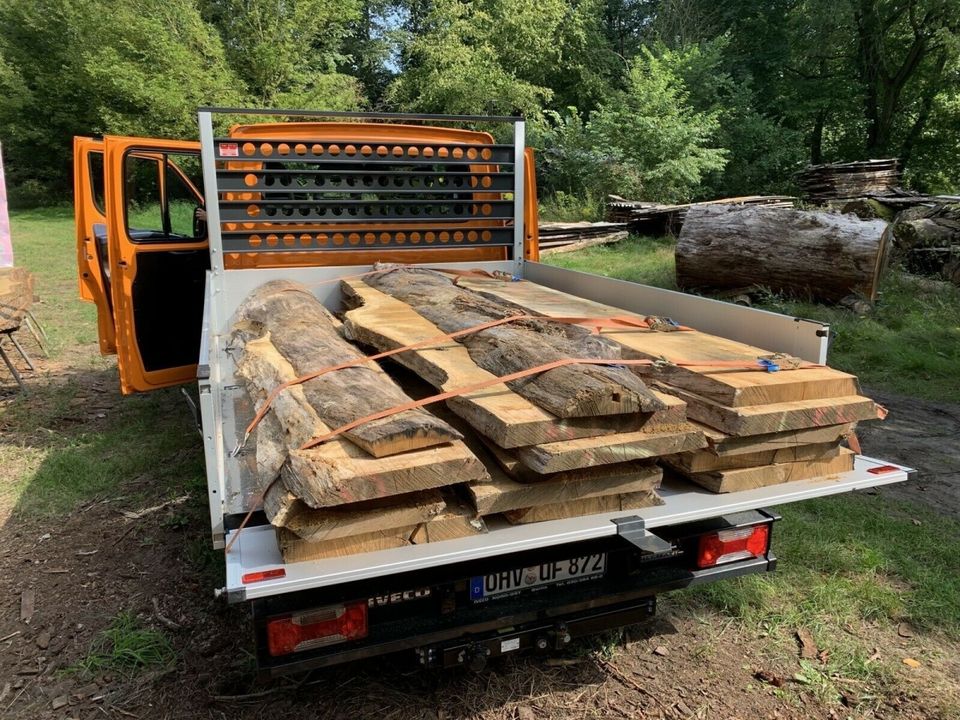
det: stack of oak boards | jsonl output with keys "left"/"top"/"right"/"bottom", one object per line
{"left": 340, "top": 267, "right": 712, "bottom": 525}
{"left": 428, "top": 273, "right": 882, "bottom": 494}
{"left": 230, "top": 280, "right": 491, "bottom": 563}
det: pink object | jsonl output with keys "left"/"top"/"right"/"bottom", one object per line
{"left": 0, "top": 143, "right": 12, "bottom": 267}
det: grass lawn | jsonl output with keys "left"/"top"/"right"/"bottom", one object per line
{"left": 2, "top": 209, "right": 958, "bottom": 712}
{"left": 1, "top": 206, "right": 203, "bottom": 518}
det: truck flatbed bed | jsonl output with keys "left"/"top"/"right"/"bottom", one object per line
{"left": 226, "top": 455, "right": 911, "bottom": 600}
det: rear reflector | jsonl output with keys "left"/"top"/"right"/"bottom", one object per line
{"left": 242, "top": 568, "right": 286, "bottom": 584}
{"left": 267, "top": 601, "right": 368, "bottom": 656}
{"left": 697, "top": 524, "right": 770, "bottom": 569}
{"left": 868, "top": 465, "right": 899, "bottom": 475}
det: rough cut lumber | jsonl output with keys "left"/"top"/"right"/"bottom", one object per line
{"left": 277, "top": 496, "right": 486, "bottom": 562}
{"left": 456, "top": 276, "right": 861, "bottom": 408}
{"left": 278, "top": 526, "right": 416, "bottom": 562}
{"left": 266, "top": 488, "right": 446, "bottom": 542}
{"left": 675, "top": 205, "right": 891, "bottom": 303}
{"left": 410, "top": 495, "right": 487, "bottom": 543}
{"left": 669, "top": 441, "right": 841, "bottom": 473}
{"left": 699, "top": 423, "right": 853, "bottom": 457}
{"left": 468, "top": 459, "right": 662, "bottom": 515}
{"left": 669, "top": 448, "right": 856, "bottom": 493}
{"left": 234, "top": 279, "right": 460, "bottom": 457}
{"left": 363, "top": 267, "right": 665, "bottom": 417}
{"left": 799, "top": 158, "right": 902, "bottom": 203}
{"left": 539, "top": 231, "right": 628, "bottom": 256}
{"left": 282, "top": 442, "right": 488, "bottom": 509}
{"left": 504, "top": 491, "right": 662, "bottom": 524}
{"left": 341, "top": 278, "right": 684, "bottom": 447}
{"left": 657, "top": 385, "right": 880, "bottom": 437}
{"left": 514, "top": 426, "right": 707, "bottom": 474}
{"left": 234, "top": 332, "right": 488, "bottom": 508}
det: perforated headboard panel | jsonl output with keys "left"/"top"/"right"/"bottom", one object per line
{"left": 212, "top": 137, "right": 516, "bottom": 253}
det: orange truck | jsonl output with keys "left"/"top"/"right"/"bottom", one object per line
{"left": 74, "top": 108, "right": 911, "bottom": 677}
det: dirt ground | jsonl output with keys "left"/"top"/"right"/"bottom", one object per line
{"left": 1, "top": 351, "right": 959, "bottom": 720}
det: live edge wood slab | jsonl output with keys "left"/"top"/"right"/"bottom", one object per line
{"left": 455, "top": 276, "right": 864, "bottom": 409}
{"left": 341, "top": 278, "right": 687, "bottom": 448}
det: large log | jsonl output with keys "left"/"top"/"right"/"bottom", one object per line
{"left": 675, "top": 205, "right": 891, "bottom": 302}
{"left": 234, "top": 279, "right": 460, "bottom": 456}
{"left": 363, "top": 268, "right": 665, "bottom": 417}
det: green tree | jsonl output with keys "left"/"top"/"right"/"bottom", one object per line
{"left": 588, "top": 48, "right": 728, "bottom": 201}
{"left": 0, "top": 0, "right": 240, "bottom": 195}
{"left": 387, "top": 0, "right": 555, "bottom": 116}
{"left": 201, "top": 0, "right": 363, "bottom": 108}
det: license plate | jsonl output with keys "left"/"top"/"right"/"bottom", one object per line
{"left": 470, "top": 554, "right": 607, "bottom": 602}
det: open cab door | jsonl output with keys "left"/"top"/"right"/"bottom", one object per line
{"left": 97, "top": 136, "right": 209, "bottom": 393}
{"left": 74, "top": 137, "right": 116, "bottom": 355}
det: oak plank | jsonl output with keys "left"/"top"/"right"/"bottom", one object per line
{"left": 504, "top": 490, "right": 662, "bottom": 524}
{"left": 278, "top": 526, "right": 416, "bottom": 562}
{"left": 670, "top": 447, "right": 856, "bottom": 493}
{"left": 698, "top": 422, "right": 853, "bottom": 456}
{"left": 267, "top": 489, "right": 446, "bottom": 542}
{"left": 514, "top": 426, "right": 707, "bottom": 474}
{"left": 669, "top": 441, "right": 841, "bottom": 473}
{"left": 655, "top": 386, "right": 880, "bottom": 436}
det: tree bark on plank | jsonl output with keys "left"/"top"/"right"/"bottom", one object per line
{"left": 234, "top": 279, "right": 460, "bottom": 457}
{"left": 364, "top": 268, "right": 664, "bottom": 417}
{"left": 676, "top": 205, "right": 891, "bottom": 302}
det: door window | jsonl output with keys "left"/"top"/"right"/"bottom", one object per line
{"left": 123, "top": 150, "right": 204, "bottom": 243}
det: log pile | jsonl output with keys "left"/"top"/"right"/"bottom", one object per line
{"left": 799, "top": 159, "right": 902, "bottom": 204}
{"left": 538, "top": 221, "right": 629, "bottom": 256}
{"left": 837, "top": 189, "right": 960, "bottom": 284}
{"left": 233, "top": 270, "right": 884, "bottom": 563}
{"left": 606, "top": 195, "right": 796, "bottom": 235}
{"left": 676, "top": 205, "right": 891, "bottom": 303}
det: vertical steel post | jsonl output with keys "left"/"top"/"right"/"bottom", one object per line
{"left": 512, "top": 120, "right": 526, "bottom": 278}
{"left": 198, "top": 111, "right": 224, "bottom": 280}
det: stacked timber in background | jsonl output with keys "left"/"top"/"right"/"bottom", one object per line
{"left": 799, "top": 159, "right": 902, "bottom": 204}
{"left": 676, "top": 205, "right": 891, "bottom": 303}
{"left": 420, "top": 274, "right": 883, "bottom": 494}
{"left": 230, "top": 280, "right": 490, "bottom": 562}
{"left": 606, "top": 195, "right": 796, "bottom": 236}
{"left": 538, "top": 221, "right": 629, "bottom": 255}
{"left": 839, "top": 190, "right": 960, "bottom": 285}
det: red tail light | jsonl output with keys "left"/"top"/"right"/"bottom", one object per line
{"left": 697, "top": 524, "right": 770, "bottom": 569}
{"left": 267, "top": 601, "right": 368, "bottom": 656}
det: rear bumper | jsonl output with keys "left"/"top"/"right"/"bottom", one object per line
{"left": 254, "top": 550, "right": 775, "bottom": 678}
